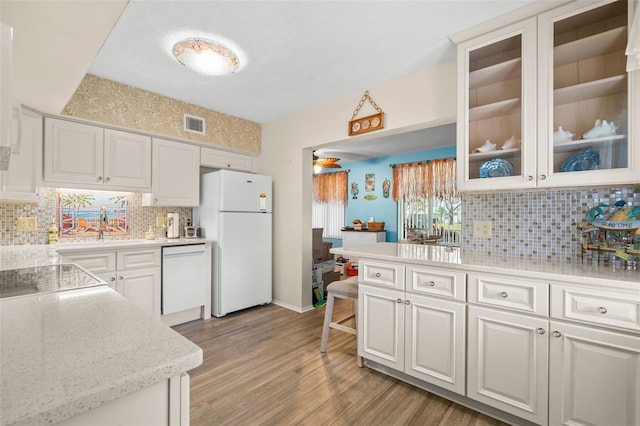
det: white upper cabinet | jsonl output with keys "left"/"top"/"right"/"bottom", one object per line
{"left": 142, "top": 138, "right": 200, "bottom": 207}
{"left": 457, "top": 18, "right": 538, "bottom": 191}
{"left": 200, "top": 146, "right": 252, "bottom": 172}
{"left": 457, "top": 0, "right": 638, "bottom": 191}
{"left": 0, "top": 107, "right": 42, "bottom": 201}
{"left": 44, "top": 117, "right": 151, "bottom": 191}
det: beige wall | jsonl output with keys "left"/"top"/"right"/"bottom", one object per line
{"left": 63, "top": 74, "right": 261, "bottom": 153}
{"left": 254, "top": 60, "right": 457, "bottom": 312}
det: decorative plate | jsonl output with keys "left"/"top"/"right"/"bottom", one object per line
{"left": 479, "top": 158, "right": 514, "bottom": 178}
{"left": 560, "top": 147, "right": 600, "bottom": 173}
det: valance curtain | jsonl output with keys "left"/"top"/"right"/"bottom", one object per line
{"left": 392, "top": 158, "right": 458, "bottom": 201}
{"left": 313, "top": 170, "right": 348, "bottom": 204}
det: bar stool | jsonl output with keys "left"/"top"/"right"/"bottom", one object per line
{"left": 320, "top": 276, "right": 363, "bottom": 367}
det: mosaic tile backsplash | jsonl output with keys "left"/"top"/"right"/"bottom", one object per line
{"left": 1, "top": 189, "right": 192, "bottom": 246}
{"left": 461, "top": 185, "right": 640, "bottom": 261}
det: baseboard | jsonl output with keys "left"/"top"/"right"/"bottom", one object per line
{"left": 272, "top": 299, "right": 315, "bottom": 313}
{"left": 162, "top": 306, "right": 204, "bottom": 327}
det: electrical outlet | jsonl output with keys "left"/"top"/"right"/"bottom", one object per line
{"left": 17, "top": 217, "right": 37, "bottom": 232}
{"left": 473, "top": 220, "right": 492, "bottom": 238}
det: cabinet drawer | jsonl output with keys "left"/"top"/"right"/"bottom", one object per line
{"left": 360, "top": 260, "right": 404, "bottom": 290}
{"left": 551, "top": 285, "right": 640, "bottom": 332}
{"left": 406, "top": 266, "right": 466, "bottom": 301}
{"left": 117, "top": 249, "right": 161, "bottom": 270}
{"left": 468, "top": 274, "right": 548, "bottom": 316}
{"left": 60, "top": 252, "right": 116, "bottom": 274}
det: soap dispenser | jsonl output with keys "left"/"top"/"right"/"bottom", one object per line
{"left": 48, "top": 221, "right": 58, "bottom": 244}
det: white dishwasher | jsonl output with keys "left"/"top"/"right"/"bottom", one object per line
{"left": 162, "top": 244, "right": 207, "bottom": 315}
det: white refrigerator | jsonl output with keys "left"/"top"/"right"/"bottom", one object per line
{"left": 194, "top": 170, "right": 272, "bottom": 317}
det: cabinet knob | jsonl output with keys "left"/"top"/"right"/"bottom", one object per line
{"left": 552, "top": 331, "right": 562, "bottom": 338}
{"left": 375, "top": 272, "right": 381, "bottom": 278}
{"left": 154, "top": 198, "right": 158, "bottom": 204}
{"left": 97, "top": 176, "right": 103, "bottom": 182}
{"left": 118, "top": 276, "right": 124, "bottom": 280}
{"left": 227, "top": 164, "right": 231, "bottom": 168}
{"left": 527, "top": 175, "right": 534, "bottom": 181}
{"left": 396, "top": 298, "right": 403, "bottom": 304}
{"left": 536, "top": 328, "right": 546, "bottom": 335}
{"left": 404, "top": 300, "right": 410, "bottom": 305}
{"left": 428, "top": 281, "right": 436, "bottom": 286}
{"left": 598, "top": 306, "right": 608, "bottom": 314}
{"left": 500, "top": 291, "right": 508, "bottom": 298}
{"left": 105, "top": 177, "right": 111, "bottom": 182}
{"left": 539, "top": 174, "right": 547, "bottom": 180}
{"left": 109, "top": 277, "right": 116, "bottom": 282}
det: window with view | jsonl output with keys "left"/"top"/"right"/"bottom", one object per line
{"left": 312, "top": 171, "right": 348, "bottom": 239}
{"left": 392, "top": 158, "right": 461, "bottom": 246}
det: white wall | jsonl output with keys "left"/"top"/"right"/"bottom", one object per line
{"left": 253, "top": 60, "right": 457, "bottom": 312}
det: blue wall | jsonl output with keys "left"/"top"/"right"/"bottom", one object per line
{"left": 320, "top": 145, "right": 456, "bottom": 247}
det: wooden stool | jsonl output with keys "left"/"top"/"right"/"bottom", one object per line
{"left": 320, "top": 276, "right": 363, "bottom": 367}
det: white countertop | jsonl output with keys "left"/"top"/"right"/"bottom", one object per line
{"left": 0, "top": 238, "right": 211, "bottom": 271}
{"left": 332, "top": 243, "right": 640, "bottom": 291}
{"left": 1, "top": 285, "right": 203, "bottom": 426}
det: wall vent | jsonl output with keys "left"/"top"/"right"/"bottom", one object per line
{"left": 184, "top": 114, "right": 205, "bottom": 135}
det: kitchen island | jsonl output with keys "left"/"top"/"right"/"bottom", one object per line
{"left": 0, "top": 244, "right": 203, "bottom": 426}
{"left": 332, "top": 243, "right": 640, "bottom": 426}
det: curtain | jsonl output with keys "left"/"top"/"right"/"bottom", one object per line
{"left": 313, "top": 170, "right": 348, "bottom": 204}
{"left": 392, "top": 158, "right": 458, "bottom": 201}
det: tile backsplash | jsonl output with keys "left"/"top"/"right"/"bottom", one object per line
{"left": 461, "top": 185, "right": 640, "bottom": 261}
{"left": 0, "top": 189, "right": 192, "bottom": 246}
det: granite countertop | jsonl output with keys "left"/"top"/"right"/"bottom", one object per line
{"left": 0, "top": 285, "right": 203, "bottom": 426}
{"left": 331, "top": 242, "right": 640, "bottom": 291}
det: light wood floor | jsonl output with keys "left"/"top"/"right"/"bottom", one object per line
{"left": 174, "top": 299, "right": 509, "bottom": 426}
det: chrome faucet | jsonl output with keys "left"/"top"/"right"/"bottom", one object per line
{"left": 98, "top": 207, "right": 108, "bottom": 240}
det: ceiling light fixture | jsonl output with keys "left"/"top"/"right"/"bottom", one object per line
{"left": 172, "top": 38, "right": 240, "bottom": 76}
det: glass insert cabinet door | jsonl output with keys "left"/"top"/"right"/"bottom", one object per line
{"left": 457, "top": 18, "right": 538, "bottom": 191}
{"left": 538, "top": 0, "right": 635, "bottom": 187}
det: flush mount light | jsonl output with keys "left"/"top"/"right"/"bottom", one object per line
{"left": 172, "top": 38, "right": 239, "bottom": 76}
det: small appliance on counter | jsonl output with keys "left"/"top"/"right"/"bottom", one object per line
{"left": 185, "top": 226, "right": 197, "bottom": 239}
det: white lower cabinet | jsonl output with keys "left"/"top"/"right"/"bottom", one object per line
{"left": 359, "top": 282, "right": 466, "bottom": 395}
{"left": 467, "top": 306, "right": 549, "bottom": 425}
{"left": 59, "top": 248, "right": 161, "bottom": 318}
{"left": 58, "top": 373, "right": 189, "bottom": 426}
{"left": 548, "top": 322, "right": 640, "bottom": 426}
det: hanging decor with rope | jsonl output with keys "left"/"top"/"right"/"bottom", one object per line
{"left": 348, "top": 90, "right": 385, "bottom": 136}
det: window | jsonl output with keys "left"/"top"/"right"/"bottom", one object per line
{"left": 398, "top": 196, "right": 462, "bottom": 245}
{"left": 392, "top": 158, "right": 461, "bottom": 246}
{"left": 312, "top": 171, "right": 348, "bottom": 239}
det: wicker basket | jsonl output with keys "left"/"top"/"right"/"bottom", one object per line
{"left": 367, "top": 221, "right": 385, "bottom": 232}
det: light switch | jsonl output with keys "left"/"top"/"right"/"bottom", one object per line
{"left": 17, "top": 217, "right": 37, "bottom": 232}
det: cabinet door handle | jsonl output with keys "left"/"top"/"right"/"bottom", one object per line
{"left": 105, "top": 177, "right": 111, "bottom": 182}
{"left": 404, "top": 300, "right": 410, "bottom": 305}
{"left": 539, "top": 174, "right": 547, "bottom": 180}
{"left": 552, "top": 331, "right": 562, "bottom": 338}
{"left": 527, "top": 175, "right": 534, "bottom": 181}
{"left": 500, "top": 291, "right": 508, "bottom": 298}
{"left": 375, "top": 272, "right": 381, "bottom": 278}
{"left": 428, "top": 281, "right": 436, "bottom": 286}
{"left": 536, "top": 328, "right": 545, "bottom": 335}
{"left": 396, "top": 298, "right": 403, "bottom": 304}
{"left": 154, "top": 198, "right": 158, "bottom": 204}
{"left": 598, "top": 306, "right": 608, "bottom": 314}
{"left": 97, "top": 176, "right": 103, "bottom": 182}
{"left": 109, "top": 276, "right": 116, "bottom": 282}
{"left": 118, "top": 275, "right": 124, "bottom": 280}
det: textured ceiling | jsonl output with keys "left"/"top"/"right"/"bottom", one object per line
{"left": 88, "top": 0, "right": 536, "bottom": 124}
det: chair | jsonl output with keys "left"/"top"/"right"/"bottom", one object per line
{"left": 320, "top": 276, "right": 363, "bottom": 367}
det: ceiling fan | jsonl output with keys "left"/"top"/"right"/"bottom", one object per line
{"left": 313, "top": 152, "right": 341, "bottom": 171}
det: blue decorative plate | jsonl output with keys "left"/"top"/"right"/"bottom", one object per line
{"left": 479, "top": 158, "right": 515, "bottom": 178}
{"left": 560, "top": 147, "right": 600, "bottom": 173}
